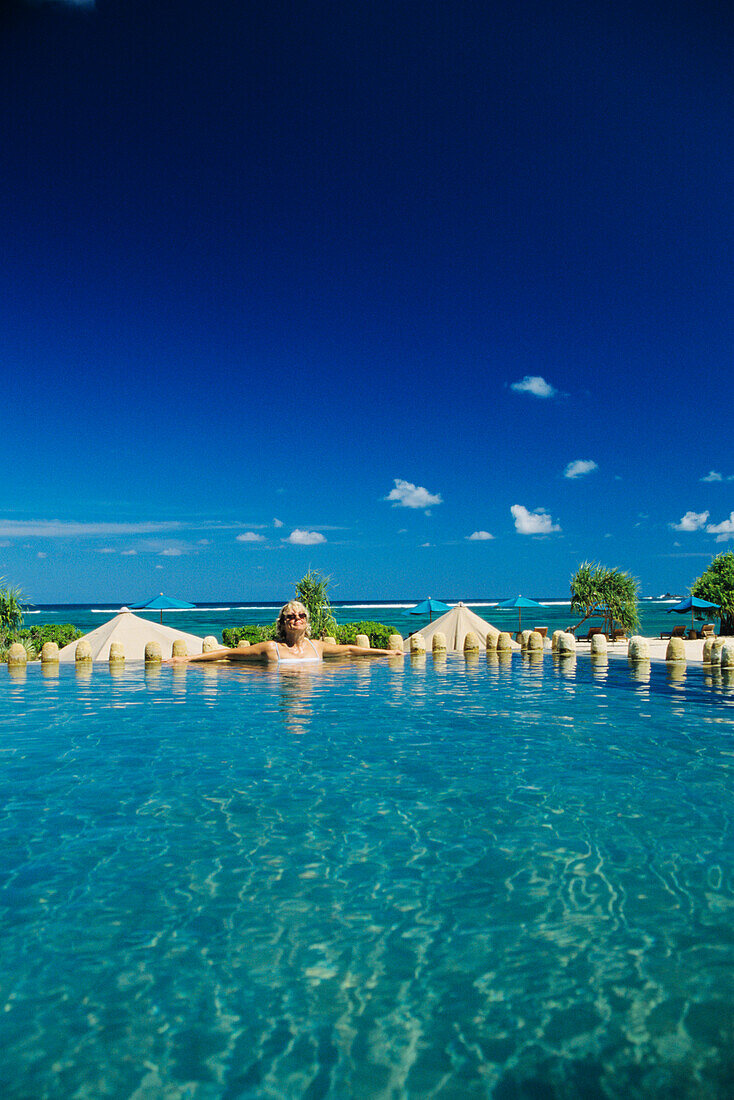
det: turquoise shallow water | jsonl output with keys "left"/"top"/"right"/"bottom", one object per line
{"left": 1, "top": 655, "right": 733, "bottom": 1098}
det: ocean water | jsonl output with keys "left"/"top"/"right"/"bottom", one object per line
{"left": 24, "top": 598, "right": 700, "bottom": 643}
{"left": 1, "top": 653, "right": 732, "bottom": 1098}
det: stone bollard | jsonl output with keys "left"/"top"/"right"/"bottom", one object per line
{"left": 710, "top": 638, "right": 725, "bottom": 665}
{"left": 109, "top": 642, "right": 125, "bottom": 664}
{"left": 75, "top": 639, "right": 92, "bottom": 663}
{"left": 409, "top": 633, "right": 426, "bottom": 655}
{"left": 171, "top": 640, "right": 188, "bottom": 658}
{"left": 627, "top": 636, "right": 649, "bottom": 661}
{"left": 7, "top": 642, "right": 27, "bottom": 667}
{"left": 323, "top": 636, "right": 336, "bottom": 646}
{"left": 202, "top": 636, "right": 219, "bottom": 653}
{"left": 721, "top": 641, "right": 734, "bottom": 669}
{"left": 527, "top": 630, "right": 544, "bottom": 653}
{"left": 432, "top": 631, "right": 446, "bottom": 654}
{"left": 557, "top": 632, "right": 576, "bottom": 655}
{"left": 41, "top": 641, "right": 59, "bottom": 663}
{"left": 702, "top": 637, "right": 715, "bottom": 664}
{"left": 464, "top": 631, "right": 480, "bottom": 654}
{"left": 590, "top": 633, "right": 608, "bottom": 657}
{"left": 666, "top": 636, "right": 686, "bottom": 663}
{"left": 496, "top": 631, "right": 513, "bottom": 653}
{"left": 551, "top": 629, "right": 565, "bottom": 652}
{"left": 485, "top": 630, "right": 498, "bottom": 651}
{"left": 145, "top": 641, "right": 162, "bottom": 663}
{"left": 355, "top": 634, "right": 370, "bottom": 649}
{"left": 388, "top": 634, "right": 403, "bottom": 652}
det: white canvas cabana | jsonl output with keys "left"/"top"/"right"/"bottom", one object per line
{"left": 403, "top": 602, "right": 518, "bottom": 652}
{"left": 57, "top": 608, "right": 209, "bottom": 662}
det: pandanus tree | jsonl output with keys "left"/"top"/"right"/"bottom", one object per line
{"left": 0, "top": 580, "right": 26, "bottom": 640}
{"left": 569, "top": 561, "right": 640, "bottom": 635}
{"left": 692, "top": 551, "right": 734, "bottom": 635}
{"left": 294, "top": 569, "right": 338, "bottom": 640}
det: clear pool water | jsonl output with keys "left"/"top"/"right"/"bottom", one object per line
{"left": 1, "top": 655, "right": 732, "bottom": 1098}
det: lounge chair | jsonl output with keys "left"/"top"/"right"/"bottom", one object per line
{"left": 532, "top": 626, "right": 548, "bottom": 639}
{"left": 577, "top": 627, "right": 605, "bottom": 643}
{"left": 659, "top": 624, "right": 686, "bottom": 640}
{"left": 701, "top": 623, "right": 716, "bottom": 639}
{"left": 611, "top": 628, "right": 627, "bottom": 642}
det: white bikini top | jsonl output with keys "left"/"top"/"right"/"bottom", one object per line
{"left": 274, "top": 639, "right": 320, "bottom": 664}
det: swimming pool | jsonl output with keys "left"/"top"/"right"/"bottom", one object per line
{"left": 1, "top": 655, "right": 732, "bottom": 1098}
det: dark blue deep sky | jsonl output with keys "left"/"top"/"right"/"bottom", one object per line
{"left": 1, "top": 0, "right": 733, "bottom": 601}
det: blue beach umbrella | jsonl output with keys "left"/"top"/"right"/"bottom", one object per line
{"left": 668, "top": 595, "right": 719, "bottom": 630}
{"left": 497, "top": 594, "right": 542, "bottom": 632}
{"left": 404, "top": 597, "right": 452, "bottom": 622}
{"left": 130, "top": 592, "right": 196, "bottom": 624}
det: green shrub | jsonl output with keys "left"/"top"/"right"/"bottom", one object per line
{"left": 334, "top": 621, "right": 395, "bottom": 648}
{"left": 26, "top": 624, "right": 83, "bottom": 652}
{"left": 1, "top": 623, "right": 83, "bottom": 661}
{"left": 222, "top": 623, "right": 276, "bottom": 647}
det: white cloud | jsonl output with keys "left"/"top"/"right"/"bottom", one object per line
{"left": 0, "top": 519, "right": 183, "bottom": 538}
{"left": 511, "top": 505, "right": 561, "bottom": 535}
{"left": 706, "top": 512, "right": 734, "bottom": 542}
{"left": 96, "top": 547, "right": 116, "bottom": 554}
{"left": 701, "top": 470, "right": 734, "bottom": 482}
{"left": 421, "top": 542, "right": 432, "bottom": 548}
{"left": 286, "top": 529, "right": 326, "bottom": 545}
{"left": 120, "top": 549, "right": 137, "bottom": 556}
{"left": 510, "top": 375, "right": 556, "bottom": 399}
{"left": 159, "top": 548, "right": 184, "bottom": 557}
{"left": 37, "top": 551, "right": 47, "bottom": 559}
{"left": 467, "top": 530, "right": 494, "bottom": 541}
{"left": 385, "top": 479, "right": 442, "bottom": 510}
{"left": 273, "top": 518, "right": 284, "bottom": 528}
{"left": 672, "top": 510, "right": 709, "bottom": 532}
{"left": 564, "top": 459, "right": 598, "bottom": 479}
{"left": 236, "top": 532, "right": 266, "bottom": 542}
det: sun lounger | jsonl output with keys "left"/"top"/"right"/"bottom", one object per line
{"left": 701, "top": 623, "right": 715, "bottom": 638}
{"left": 577, "top": 627, "right": 605, "bottom": 642}
{"left": 532, "top": 626, "right": 548, "bottom": 639}
{"left": 659, "top": 624, "right": 686, "bottom": 640}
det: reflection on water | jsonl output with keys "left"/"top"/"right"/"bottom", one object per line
{"left": 0, "top": 655, "right": 732, "bottom": 1098}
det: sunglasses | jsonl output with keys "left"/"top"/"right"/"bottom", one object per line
{"left": 285, "top": 612, "right": 307, "bottom": 622}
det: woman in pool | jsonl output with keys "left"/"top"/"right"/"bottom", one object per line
{"left": 170, "top": 601, "right": 403, "bottom": 664}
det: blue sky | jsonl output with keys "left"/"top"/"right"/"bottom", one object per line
{"left": 1, "top": 0, "right": 732, "bottom": 603}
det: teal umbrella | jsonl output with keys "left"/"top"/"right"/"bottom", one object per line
{"left": 497, "top": 594, "right": 542, "bottom": 632}
{"left": 668, "top": 595, "right": 719, "bottom": 630}
{"left": 404, "top": 597, "right": 452, "bottom": 622}
{"left": 131, "top": 592, "right": 196, "bottom": 624}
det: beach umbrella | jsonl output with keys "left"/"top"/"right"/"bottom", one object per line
{"left": 57, "top": 609, "right": 207, "bottom": 662}
{"left": 668, "top": 595, "right": 719, "bottom": 630}
{"left": 402, "top": 602, "right": 514, "bottom": 653}
{"left": 130, "top": 592, "right": 196, "bottom": 624}
{"left": 496, "top": 595, "right": 542, "bottom": 633}
{"left": 404, "top": 597, "right": 452, "bottom": 622}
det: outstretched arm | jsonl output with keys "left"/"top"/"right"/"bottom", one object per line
{"left": 168, "top": 641, "right": 276, "bottom": 664}
{"left": 320, "top": 642, "right": 403, "bottom": 658}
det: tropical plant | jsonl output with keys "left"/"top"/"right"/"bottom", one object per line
{"left": 334, "top": 621, "right": 395, "bottom": 648}
{"left": 294, "top": 570, "right": 338, "bottom": 639}
{"left": 0, "top": 579, "right": 26, "bottom": 637}
{"left": 569, "top": 561, "right": 640, "bottom": 635}
{"left": 222, "top": 623, "right": 276, "bottom": 647}
{"left": 691, "top": 551, "right": 734, "bottom": 634}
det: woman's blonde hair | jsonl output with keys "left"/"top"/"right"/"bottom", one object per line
{"left": 275, "top": 600, "right": 311, "bottom": 640}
